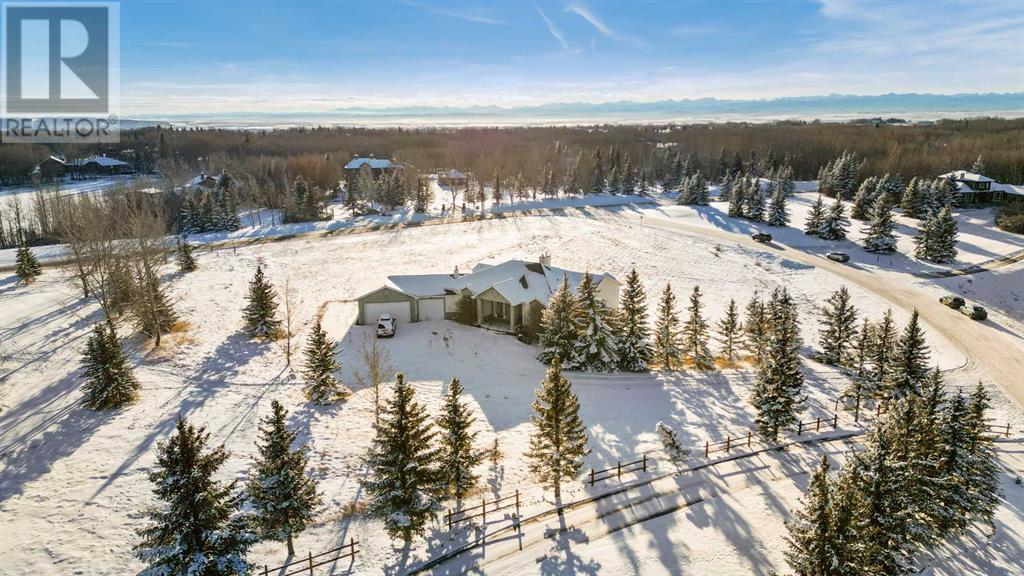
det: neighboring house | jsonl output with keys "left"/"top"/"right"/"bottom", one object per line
{"left": 68, "top": 155, "right": 133, "bottom": 176}
{"left": 355, "top": 254, "right": 620, "bottom": 333}
{"left": 35, "top": 156, "right": 67, "bottom": 181}
{"left": 344, "top": 154, "right": 400, "bottom": 189}
{"left": 181, "top": 173, "right": 219, "bottom": 191}
{"left": 439, "top": 168, "right": 467, "bottom": 187}
{"left": 938, "top": 170, "right": 1024, "bottom": 205}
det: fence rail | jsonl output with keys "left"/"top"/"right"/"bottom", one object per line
{"left": 796, "top": 414, "right": 839, "bottom": 436}
{"left": 587, "top": 454, "right": 649, "bottom": 486}
{"left": 445, "top": 490, "right": 521, "bottom": 531}
{"left": 986, "top": 422, "right": 1014, "bottom": 438}
{"left": 703, "top": 413, "right": 840, "bottom": 458}
{"left": 261, "top": 538, "right": 358, "bottom": 576}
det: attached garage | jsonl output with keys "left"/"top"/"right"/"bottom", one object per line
{"left": 357, "top": 286, "right": 415, "bottom": 325}
{"left": 417, "top": 297, "right": 445, "bottom": 321}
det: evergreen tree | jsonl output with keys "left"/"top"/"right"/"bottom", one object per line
{"left": 785, "top": 456, "right": 859, "bottom": 576}
{"left": 818, "top": 286, "right": 859, "bottom": 366}
{"left": 743, "top": 292, "right": 768, "bottom": 361}
{"left": 883, "top": 310, "right": 930, "bottom": 400}
{"left": 862, "top": 197, "right": 898, "bottom": 253}
{"left": 491, "top": 170, "right": 503, "bottom": 204}
{"left": 766, "top": 182, "right": 789, "bottom": 226}
{"left": 525, "top": 358, "right": 589, "bottom": 500}
{"left": 817, "top": 197, "right": 850, "bottom": 240}
{"left": 850, "top": 176, "right": 878, "bottom": 221}
{"left": 538, "top": 275, "right": 578, "bottom": 365}
{"left": 657, "top": 422, "right": 688, "bottom": 470}
{"left": 617, "top": 268, "right": 653, "bottom": 371}
{"left": 716, "top": 299, "right": 741, "bottom": 363}
{"left": 569, "top": 273, "right": 620, "bottom": 372}
{"left": 437, "top": 378, "right": 483, "bottom": 498}
{"left": 82, "top": 322, "right": 140, "bottom": 410}
{"left": 242, "top": 265, "right": 281, "bottom": 337}
{"left": 176, "top": 237, "right": 198, "bottom": 272}
{"left": 900, "top": 177, "right": 927, "bottom": 219}
{"left": 934, "top": 390, "right": 975, "bottom": 535}
{"left": 413, "top": 178, "right": 432, "bottom": 213}
{"left": 302, "top": 320, "right": 346, "bottom": 404}
{"left": 751, "top": 288, "right": 804, "bottom": 442}
{"left": 970, "top": 154, "right": 986, "bottom": 176}
{"left": 745, "top": 179, "right": 766, "bottom": 222}
{"left": 868, "top": 310, "right": 897, "bottom": 399}
{"left": 135, "top": 417, "right": 256, "bottom": 576}
{"left": 133, "top": 274, "right": 179, "bottom": 339}
{"left": 681, "top": 286, "right": 714, "bottom": 370}
{"left": 727, "top": 176, "right": 747, "bottom": 217}
{"left": 963, "top": 383, "right": 1001, "bottom": 530}
{"left": 804, "top": 195, "right": 825, "bottom": 235}
{"left": 363, "top": 373, "right": 441, "bottom": 542}
{"left": 15, "top": 243, "right": 41, "bottom": 283}
{"left": 653, "top": 283, "right": 683, "bottom": 370}
{"left": 914, "top": 206, "right": 958, "bottom": 263}
{"left": 248, "top": 400, "right": 321, "bottom": 556}
{"left": 844, "top": 317, "right": 875, "bottom": 409}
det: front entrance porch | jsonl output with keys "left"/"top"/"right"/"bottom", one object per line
{"left": 476, "top": 297, "right": 524, "bottom": 333}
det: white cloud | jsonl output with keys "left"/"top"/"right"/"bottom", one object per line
{"left": 564, "top": 1, "right": 645, "bottom": 47}
{"left": 398, "top": 1, "right": 502, "bottom": 25}
{"left": 535, "top": 3, "right": 578, "bottom": 54}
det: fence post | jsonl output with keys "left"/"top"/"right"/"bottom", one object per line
{"left": 833, "top": 414, "right": 838, "bottom": 429}
{"left": 308, "top": 550, "right": 314, "bottom": 576}
{"left": 617, "top": 461, "right": 622, "bottom": 479}
{"left": 447, "top": 509, "right": 452, "bottom": 531}
{"left": 482, "top": 498, "right": 486, "bottom": 526}
{"left": 797, "top": 421, "right": 803, "bottom": 436}
{"left": 834, "top": 398, "right": 839, "bottom": 412}
{"left": 515, "top": 490, "right": 521, "bottom": 522}
{"left": 747, "top": 431, "right": 752, "bottom": 447}
{"left": 704, "top": 441, "right": 709, "bottom": 458}
{"left": 1006, "top": 423, "right": 1012, "bottom": 438}
{"left": 815, "top": 417, "right": 821, "bottom": 432}
{"left": 263, "top": 566, "right": 269, "bottom": 576}
{"left": 590, "top": 468, "right": 595, "bottom": 486}
{"left": 642, "top": 454, "right": 647, "bottom": 472}
{"left": 351, "top": 537, "right": 356, "bottom": 560}
{"left": 725, "top": 436, "right": 731, "bottom": 453}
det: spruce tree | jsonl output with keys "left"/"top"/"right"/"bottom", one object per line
{"left": 82, "top": 322, "right": 140, "bottom": 410}
{"left": 617, "top": 268, "right": 652, "bottom": 371}
{"left": 745, "top": 180, "right": 766, "bottom": 222}
{"left": 727, "top": 178, "right": 746, "bottom": 218}
{"left": 653, "top": 283, "right": 683, "bottom": 370}
{"left": 964, "top": 383, "right": 1001, "bottom": 530}
{"left": 818, "top": 286, "right": 859, "bottom": 366}
{"left": 844, "top": 317, "right": 874, "bottom": 407}
{"left": 15, "top": 243, "right": 42, "bottom": 283}
{"left": 743, "top": 292, "right": 768, "bottom": 361}
{"left": 437, "top": 378, "right": 482, "bottom": 498}
{"left": 135, "top": 417, "right": 256, "bottom": 576}
{"left": 538, "top": 275, "right": 578, "bottom": 365}
{"left": 851, "top": 176, "right": 879, "bottom": 221}
{"left": 302, "top": 320, "right": 346, "bottom": 405}
{"left": 868, "top": 310, "right": 897, "bottom": 398}
{"left": 934, "top": 390, "right": 974, "bottom": 535}
{"left": 525, "top": 358, "right": 589, "bottom": 500}
{"left": 785, "top": 456, "right": 858, "bottom": 576}
{"left": 766, "top": 183, "right": 789, "bottom": 226}
{"left": 242, "top": 265, "right": 281, "bottom": 337}
{"left": 363, "top": 373, "right": 441, "bottom": 542}
{"left": 134, "top": 274, "right": 178, "bottom": 339}
{"left": 681, "top": 286, "right": 714, "bottom": 370}
{"left": 900, "top": 177, "right": 926, "bottom": 219}
{"left": 569, "top": 273, "right": 620, "bottom": 372}
{"left": 751, "top": 288, "right": 804, "bottom": 442}
{"left": 248, "top": 400, "right": 321, "bottom": 556}
{"left": 716, "top": 299, "right": 741, "bottom": 363}
{"left": 970, "top": 154, "right": 985, "bottom": 176}
{"left": 862, "top": 197, "right": 897, "bottom": 253}
{"left": 914, "top": 206, "right": 958, "bottom": 263}
{"left": 176, "top": 237, "right": 198, "bottom": 272}
{"left": 804, "top": 195, "right": 825, "bottom": 235}
{"left": 884, "top": 310, "right": 930, "bottom": 400}
{"left": 817, "top": 197, "right": 850, "bottom": 240}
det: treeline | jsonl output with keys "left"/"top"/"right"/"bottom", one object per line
{"left": 3, "top": 117, "right": 1022, "bottom": 189}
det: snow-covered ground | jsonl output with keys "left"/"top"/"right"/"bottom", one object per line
{"left": 1, "top": 207, "right": 1021, "bottom": 575}
{"left": 0, "top": 175, "right": 147, "bottom": 203}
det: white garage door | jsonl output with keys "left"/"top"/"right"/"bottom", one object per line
{"left": 364, "top": 302, "right": 412, "bottom": 324}
{"left": 418, "top": 298, "right": 445, "bottom": 321}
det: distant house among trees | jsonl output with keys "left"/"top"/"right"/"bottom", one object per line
{"left": 439, "top": 168, "right": 467, "bottom": 187}
{"left": 938, "top": 170, "right": 1023, "bottom": 205}
{"left": 68, "top": 155, "right": 133, "bottom": 177}
{"left": 34, "top": 156, "right": 67, "bottom": 181}
{"left": 181, "top": 173, "right": 219, "bottom": 191}
{"left": 344, "top": 154, "right": 400, "bottom": 189}
{"left": 355, "top": 254, "right": 620, "bottom": 334}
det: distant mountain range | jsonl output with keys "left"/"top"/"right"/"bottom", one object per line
{"left": 141, "top": 93, "right": 1024, "bottom": 128}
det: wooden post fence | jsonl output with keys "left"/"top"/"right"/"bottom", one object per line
{"left": 261, "top": 538, "right": 358, "bottom": 576}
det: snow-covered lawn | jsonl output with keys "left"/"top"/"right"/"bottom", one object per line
{"left": 1, "top": 211, "right": 1019, "bottom": 575}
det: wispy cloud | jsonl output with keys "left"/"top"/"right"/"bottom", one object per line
{"left": 564, "top": 1, "right": 644, "bottom": 46}
{"left": 399, "top": 0, "right": 502, "bottom": 25}
{"left": 669, "top": 24, "right": 718, "bottom": 39}
{"left": 535, "top": 3, "right": 578, "bottom": 53}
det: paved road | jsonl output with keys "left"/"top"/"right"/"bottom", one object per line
{"left": 615, "top": 210, "right": 1024, "bottom": 410}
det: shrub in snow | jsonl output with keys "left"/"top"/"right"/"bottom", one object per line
{"left": 656, "top": 422, "right": 689, "bottom": 470}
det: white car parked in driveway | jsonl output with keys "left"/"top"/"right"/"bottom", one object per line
{"left": 376, "top": 314, "right": 396, "bottom": 338}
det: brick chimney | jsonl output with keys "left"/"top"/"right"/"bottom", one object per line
{"left": 539, "top": 253, "right": 551, "bottom": 267}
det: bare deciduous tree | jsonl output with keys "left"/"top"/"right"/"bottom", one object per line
{"left": 353, "top": 335, "right": 393, "bottom": 425}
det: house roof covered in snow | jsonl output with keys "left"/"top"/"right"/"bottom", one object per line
{"left": 69, "top": 155, "right": 130, "bottom": 167}
{"left": 441, "top": 168, "right": 466, "bottom": 179}
{"left": 183, "top": 174, "right": 219, "bottom": 188}
{"left": 345, "top": 157, "right": 395, "bottom": 170}
{"left": 939, "top": 170, "right": 995, "bottom": 183}
{"left": 383, "top": 259, "right": 618, "bottom": 306}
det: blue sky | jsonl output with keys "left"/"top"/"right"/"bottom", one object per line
{"left": 114, "top": 0, "right": 1024, "bottom": 114}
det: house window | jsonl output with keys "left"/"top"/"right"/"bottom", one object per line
{"left": 493, "top": 301, "right": 506, "bottom": 318}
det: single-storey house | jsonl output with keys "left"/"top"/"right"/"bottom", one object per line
{"left": 355, "top": 255, "right": 620, "bottom": 333}
{"left": 439, "top": 168, "right": 467, "bottom": 187}
{"left": 69, "top": 155, "right": 133, "bottom": 176}
{"left": 938, "top": 170, "right": 1024, "bottom": 205}
{"left": 182, "top": 173, "right": 220, "bottom": 191}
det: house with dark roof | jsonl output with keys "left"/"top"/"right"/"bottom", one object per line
{"left": 355, "top": 254, "right": 620, "bottom": 333}
{"left": 939, "top": 170, "right": 1024, "bottom": 205}
{"left": 34, "top": 156, "right": 67, "bottom": 181}
{"left": 68, "top": 155, "right": 133, "bottom": 176}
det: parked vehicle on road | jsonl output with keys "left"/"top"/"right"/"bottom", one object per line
{"left": 376, "top": 314, "right": 397, "bottom": 338}
{"left": 959, "top": 305, "right": 988, "bottom": 320}
{"left": 826, "top": 252, "right": 850, "bottom": 263}
{"left": 940, "top": 295, "right": 966, "bottom": 310}
{"left": 751, "top": 233, "right": 772, "bottom": 243}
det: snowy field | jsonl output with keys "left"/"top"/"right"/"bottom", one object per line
{"left": 1, "top": 209, "right": 1022, "bottom": 574}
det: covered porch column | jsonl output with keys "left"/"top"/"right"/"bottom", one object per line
{"left": 476, "top": 298, "right": 483, "bottom": 325}
{"left": 509, "top": 304, "right": 517, "bottom": 332}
